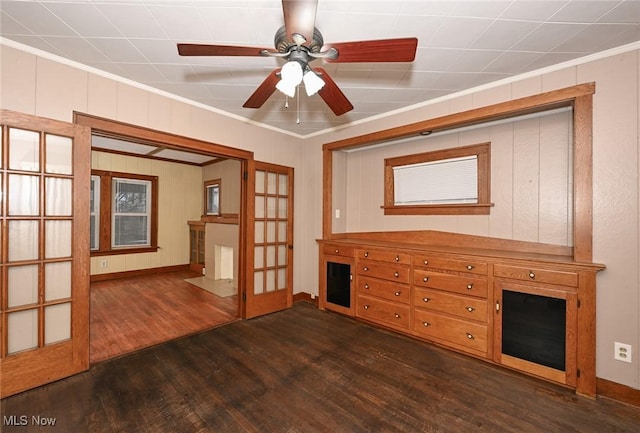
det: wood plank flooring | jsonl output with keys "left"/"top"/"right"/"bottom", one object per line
{"left": 3, "top": 303, "right": 639, "bottom": 432}
{"left": 90, "top": 270, "right": 238, "bottom": 363}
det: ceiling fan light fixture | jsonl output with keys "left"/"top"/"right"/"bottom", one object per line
{"left": 303, "top": 69, "right": 325, "bottom": 96}
{"left": 276, "top": 60, "right": 304, "bottom": 97}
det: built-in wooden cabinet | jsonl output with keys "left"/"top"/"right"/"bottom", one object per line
{"left": 318, "top": 233, "right": 604, "bottom": 397}
{"left": 188, "top": 221, "right": 205, "bottom": 274}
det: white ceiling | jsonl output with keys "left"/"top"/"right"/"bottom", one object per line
{"left": 2, "top": 0, "right": 640, "bottom": 138}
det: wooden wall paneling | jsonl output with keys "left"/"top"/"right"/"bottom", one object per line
{"left": 512, "top": 117, "right": 541, "bottom": 243}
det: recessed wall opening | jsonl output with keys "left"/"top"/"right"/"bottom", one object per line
{"left": 215, "top": 244, "right": 234, "bottom": 280}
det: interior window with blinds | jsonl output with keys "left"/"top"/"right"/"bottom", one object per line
{"left": 394, "top": 155, "right": 478, "bottom": 205}
{"left": 384, "top": 142, "right": 492, "bottom": 215}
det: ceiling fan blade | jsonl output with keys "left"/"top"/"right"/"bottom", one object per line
{"left": 314, "top": 68, "right": 353, "bottom": 116}
{"left": 323, "top": 37, "right": 418, "bottom": 63}
{"left": 178, "top": 43, "right": 275, "bottom": 57}
{"left": 243, "top": 69, "right": 282, "bottom": 109}
{"left": 282, "top": 0, "right": 318, "bottom": 44}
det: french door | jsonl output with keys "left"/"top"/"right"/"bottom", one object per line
{"left": 244, "top": 161, "right": 293, "bottom": 319}
{"left": 0, "top": 110, "right": 90, "bottom": 398}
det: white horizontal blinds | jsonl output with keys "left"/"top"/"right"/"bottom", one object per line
{"left": 112, "top": 178, "right": 151, "bottom": 247}
{"left": 394, "top": 155, "right": 478, "bottom": 205}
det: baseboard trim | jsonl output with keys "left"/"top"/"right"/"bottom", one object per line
{"left": 90, "top": 264, "right": 191, "bottom": 282}
{"left": 597, "top": 377, "right": 640, "bottom": 407}
{"left": 293, "top": 292, "right": 319, "bottom": 307}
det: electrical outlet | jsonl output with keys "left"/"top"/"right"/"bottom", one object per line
{"left": 614, "top": 342, "right": 632, "bottom": 363}
{"left": 99, "top": 259, "right": 108, "bottom": 269}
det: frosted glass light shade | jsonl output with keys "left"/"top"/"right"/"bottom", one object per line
{"left": 303, "top": 70, "right": 325, "bottom": 96}
{"left": 276, "top": 61, "right": 303, "bottom": 97}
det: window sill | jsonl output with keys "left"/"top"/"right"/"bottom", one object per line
{"left": 91, "top": 246, "right": 159, "bottom": 257}
{"left": 381, "top": 203, "right": 493, "bottom": 216}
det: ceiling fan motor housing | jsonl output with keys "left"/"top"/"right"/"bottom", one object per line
{"left": 274, "top": 25, "right": 324, "bottom": 54}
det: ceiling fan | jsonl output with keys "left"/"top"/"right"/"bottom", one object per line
{"left": 177, "top": 0, "right": 418, "bottom": 116}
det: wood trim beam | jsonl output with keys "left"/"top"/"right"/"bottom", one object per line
{"left": 323, "top": 83, "right": 595, "bottom": 152}
{"left": 74, "top": 112, "right": 254, "bottom": 160}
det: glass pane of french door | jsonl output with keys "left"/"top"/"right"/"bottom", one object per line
{"left": 244, "top": 161, "right": 293, "bottom": 319}
{"left": 1, "top": 109, "right": 90, "bottom": 398}
{"left": 254, "top": 169, "right": 289, "bottom": 295}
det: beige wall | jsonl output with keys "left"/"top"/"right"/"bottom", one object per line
{"left": 336, "top": 109, "right": 572, "bottom": 243}
{"left": 90, "top": 151, "right": 201, "bottom": 275}
{"left": 202, "top": 158, "right": 242, "bottom": 215}
{"left": 1, "top": 41, "right": 638, "bottom": 390}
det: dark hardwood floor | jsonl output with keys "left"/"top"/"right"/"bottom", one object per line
{"left": 91, "top": 270, "right": 238, "bottom": 363}
{"left": 3, "top": 303, "right": 639, "bottom": 432}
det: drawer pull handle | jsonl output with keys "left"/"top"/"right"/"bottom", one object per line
{"left": 394, "top": 313, "right": 401, "bottom": 319}
{"left": 334, "top": 249, "right": 339, "bottom": 254}
{"left": 423, "top": 276, "right": 429, "bottom": 283}
{"left": 528, "top": 271, "right": 536, "bottom": 279}
{"left": 466, "top": 333, "right": 475, "bottom": 340}
{"left": 364, "top": 284, "right": 369, "bottom": 289}
{"left": 363, "top": 266, "right": 369, "bottom": 271}
{"left": 394, "top": 271, "right": 399, "bottom": 278}
{"left": 422, "top": 321, "right": 430, "bottom": 327}
{"left": 364, "top": 251, "right": 369, "bottom": 257}
{"left": 422, "top": 297, "right": 430, "bottom": 303}
{"left": 466, "top": 265, "right": 475, "bottom": 270}
{"left": 363, "top": 305, "right": 370, "bottom": 310}
{"left": 466, "top": 306, "right": 475, "bottom": 313}
{"left": 466, "top": 283, "right": 473, "bottom": 290}
{"left": 395, "top": 255, "right": 400, "bottom": 262}
{"left": 423, "top": 260, "right": 429, "bottom": 265}
{"left": 394, "top": 291, "right": 401, "bottom": 297}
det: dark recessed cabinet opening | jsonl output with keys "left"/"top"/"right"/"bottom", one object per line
{"left": 502, "top": 290, "right": 566, "bottom": 371}
{"left": 326, "top": 262, "right": 351, "bottom": 308}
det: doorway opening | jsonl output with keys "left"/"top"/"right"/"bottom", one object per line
{"left": 74, "top": 112, "right": 252, "bottom": 364}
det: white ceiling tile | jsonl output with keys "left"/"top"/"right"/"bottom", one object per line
{"left": 1, "top": 1, "right": 76, "bottom": 36}
{"left": 550, "top": 1, "right": 620, "bottom": 23}
{"left": 598, "top": 1, "right": 640, "bottom": 24}
{"left": 0, "top": 11, "right": 35, "bottom": 35}
{"left": 428, "top": 17, "right": 494, "bottom": 49}
{"left": 471, "top": 20, "right": 540, "bottom": 50}
{"left": 484, "top": 51, "right": 545, "bottom": 73}
{"left": 87, "top": 38, "right": 145, "bottom": 63}
{"left": 94, "top": 3, "right": 169, "bottom": 39}
{"left": 146, "top": 4, "right": 212, "bottom": 41}
{"left": 42, "top": 3, "right": 121, "bottom": 38}
{"left": 510, "top": 22, "right": 587, "bottom": 52}
{"left": 448, "top": 49, "right": 504, "bottom": 73}
{"left": 448, "top": 1, "right": 512, "bottom": 19}
{"left": 499, "top": 1, "right": 568, "bottom": 22}
{"left": 41, "top": 36, "right": 111, "bottom": 62}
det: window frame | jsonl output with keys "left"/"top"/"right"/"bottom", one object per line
{"left": 204, "top": 178, "right": 221, "bottom": 216}
{"left": 90, "top": 174, "right": 100, "bottom": 251}
{"left": 91, "top": 169, "right": 158, "bottom": 256}
{"left": 383, "top": 142, "right": 492, "bottom": 215}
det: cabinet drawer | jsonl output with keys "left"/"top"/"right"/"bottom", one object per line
{"left": 358, "top": 262, "right": 411, "bottom": 284}
{"left": 322, "top": 243, "right": 354, "bottom": 257}
{"left": 414, "top": 287, "right": 487, "bottom": 322}
{"left": 357, "top": 248, "right": 411, "bottom": 265}
{"left": 357, "top": 295, "right": 410, "bottom": 330}
{"left": 413, "top": 309, "right": 488, "bottom": 355}
{"left": 413, "top": 269, "right": 487, "bottom": 298}
{"left": 494, "top": 264, "right": 578, "bottom": 287}
{"left": 358, "top": 276, "right": 410, "bottom": 304}
{"left": 413, "top": 255, "right": 487, "bottom": 275}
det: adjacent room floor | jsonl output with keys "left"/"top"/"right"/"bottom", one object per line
{"left": 90, "top": 270, "right": 238, "bottom": 363}
{"left": 4, "top": 303, "right": 639, "bottom": 432}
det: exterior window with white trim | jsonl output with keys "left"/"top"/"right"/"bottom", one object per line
{"left": 112, "top": 177, "right": 151, "bottom": 247}
{"left": 90, "top": 175, "right": 100, "bottom": 250}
